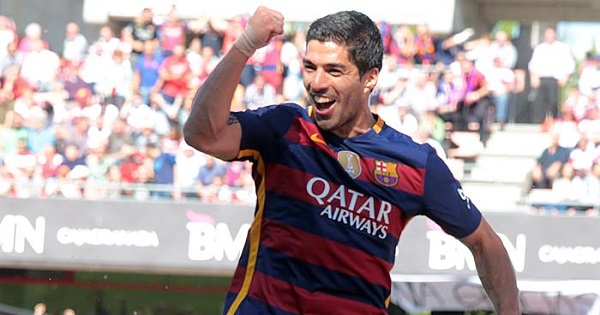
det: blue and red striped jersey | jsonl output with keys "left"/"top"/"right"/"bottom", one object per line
{"left": 224, "top": 103, "right": 482, "bottom": 315}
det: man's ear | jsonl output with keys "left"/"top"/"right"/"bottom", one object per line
{"left": 364, "top": 68, "right": 379, "bottom": 91}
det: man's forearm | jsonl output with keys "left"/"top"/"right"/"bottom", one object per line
{"left": 183, "top": 46, "right": 248, "bottom": 146}
{"left": 473, "top": 229, "right": 520, "bottom": 314}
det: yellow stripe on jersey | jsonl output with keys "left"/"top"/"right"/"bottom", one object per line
{"left": 373, "top": 115, "right": 385, "bottom": 134}
{"left": 227, "top": 149, "right": 266, "bottom": 315}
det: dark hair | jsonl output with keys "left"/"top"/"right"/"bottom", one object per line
{"left": 306, "top": 10, "right": 383, "bottom": 77}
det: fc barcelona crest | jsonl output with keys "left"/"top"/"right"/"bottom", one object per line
{"left": 373, "top": 160, "right": 399, "bottom": 187}
{"left": 337, "top": 151, "right": 361, "bottom": 179}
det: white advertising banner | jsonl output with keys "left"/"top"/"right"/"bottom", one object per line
{"left": 0, "top": 198, "right": 598, "bottom": 314}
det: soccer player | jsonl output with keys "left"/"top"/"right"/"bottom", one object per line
{"left": 183, "top": 6, "right": 520, "bottom": 315}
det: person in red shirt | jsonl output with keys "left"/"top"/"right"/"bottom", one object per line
{"left": 153, "top": 43, "right": 192, "bottom": 105}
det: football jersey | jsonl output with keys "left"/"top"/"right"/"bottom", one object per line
{"left": 223, "top": 103, "right": 482, "bottom": 315}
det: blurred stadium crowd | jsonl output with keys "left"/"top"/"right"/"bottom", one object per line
{"left": 0, "top": 6, "right": 598, "bottom": 210}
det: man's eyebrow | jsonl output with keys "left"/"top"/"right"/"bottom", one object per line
{"left": 302, "top": 58, "right": 346, "bottom": 69}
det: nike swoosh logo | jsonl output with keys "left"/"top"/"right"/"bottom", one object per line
{"left": 310, "top": 133, "right": 326, "bottom": 145}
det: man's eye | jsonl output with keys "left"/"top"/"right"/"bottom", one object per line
{"left": 329, "top": 69, "right": 342, "bottom": 76}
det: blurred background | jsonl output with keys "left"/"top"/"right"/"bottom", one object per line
{"left": 0, "top": 0, "right": 599, "bottom": 314}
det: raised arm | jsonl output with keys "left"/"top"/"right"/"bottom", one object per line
{"left": 460, "top": 218, "right": 521, "bottom": 315}
{"left": 183, "top": 6, "right": 284, "bottom": 160}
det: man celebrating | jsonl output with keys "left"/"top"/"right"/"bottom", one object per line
{"left": 184, "top": 6, "right": 520, "bottom": 315}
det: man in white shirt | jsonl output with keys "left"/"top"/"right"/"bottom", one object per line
{"left": 19, "top": 38, "right": 60, "bottom": 92}
{"left": 63, "top": 22, "right": 88, "bottom": 62}
{"left": 528, "top": 27, "right": 575, "bottom": 124}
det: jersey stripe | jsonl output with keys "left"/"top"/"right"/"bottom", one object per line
{"left": 260, "top": 218, "right": 393, "bottom": 287}
{"left": 247, "top": 270, "right": 388, "bottom": 314}
{"left": 226, "top": 149, "right": 265, "bottom": 315}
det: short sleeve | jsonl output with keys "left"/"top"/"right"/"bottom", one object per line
{"left": 422, "top": 152, "right": 482, "bottom": 238}
{"left": 231, "top": 104, "right": 299, "bottom": 162}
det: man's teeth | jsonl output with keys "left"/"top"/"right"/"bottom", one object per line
{"left": 314, "top": 96, "right": 333, "bottom": 104}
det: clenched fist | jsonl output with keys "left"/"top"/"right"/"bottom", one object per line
{"left": 233, "top": 6, "right": 285, "bottom": 57}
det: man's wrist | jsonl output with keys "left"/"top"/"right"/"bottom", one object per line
{"left": 233, "top": 24, "right": 263, "bottom": 57}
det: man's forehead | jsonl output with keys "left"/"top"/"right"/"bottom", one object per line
{"left": 304, "top": 40, "right": 350, "bottom": 62}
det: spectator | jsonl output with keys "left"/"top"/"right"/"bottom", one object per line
{"left": 107, "top": 118, "right": 135, "bottom": 156}
{"left": 116, "top": 144, "right": 143, "bottom": 186}
{"left": 243, "top": 72, "right": 277, "bottom": 110}
{"left": 105, "top": 164, "right": 125, "bottom": 199}
{"left": 33, "top": 303, "right": 47, "bottom": 315}
{"left": 259, "top": 37, "right": 284, "bottom": 93}
{"left": 65, "top": 116, "right": 90, "bottom": 154}
{"left": 146, "top": 143, "right": 176, "bottom": 199}
{"left": 132, "top": 40, "right": 163, "bottom": 105}
{"left": 578, "top": 53, "right": 600, "bottom": 107}
{"left": 19, "top": 38, "right": 60, "bottom": 92}
{"left": 133, "top": 121, "right": 159, "bottom": 154}
{"left": 12, "top": 86, "right": 46, "bottom": 122}
{"left": 413, "top": 23, "right": 436, "bottom": 65}
{"left": 530, "top": 132, "right": 571, "bottom": 189}
{"left": 280, "top": 30, "right": 305, "bottom": 103}
{"left": 62, "top": 22, "right": 88, "bottom": 62}
{"left": 486, "top": 57, "right": 515, "bottom": 129}
{"left": 197, "top": 45, "right": 219, "bottom": 83}
{"left": 59, "top": 61, "right": 89, "bottom": 102}
{"left": 94, "top": 49, "right": 132, "bottom": 107}
{"left": 17, "top": 23, "right": 48, "bottom": 55}
{"left": 186, "top": 37, "right": 203, "bottom": 88}
{"left": 548, "top": 162, "right": 587, "bottom": 215}
{"left": 94, "top": 25, "right": 121, "bottom": 57}
{"left": 0, "top": 111, "right": 28, "bottom": 153}
{"left": 60, "top": 143, "right": 86, "bottom": 171}
{"left": 436, "top": 68, "right": 464, "bottom": 131}
{"left": 382, "top": 104, "right": 418, "bottom": 138}
{"left": 3, "top": 137, "right": 36, "bottom": 197}
{"left": 125, "top": 8, "right": 158, "bottom": 55}
{"left": 568, "top": 134, "right": 599, "bottom": 178}
{"left": 196, "top": 18, "right": 226, "bottom": 57}
{"left": 374, "top": 53, "right": 407, "bottom": 106}
{"left": 578, "top": 107, "right": 600, "bottom": 145}
{"left": 0, "top": 41, "right": 22, "bottom": 74}
{"left": 550, "top": 104, "right": 580, "bottom": 149}
{"left": 131, "top": 163, "right": 153, "bottom": 201}
{"left": 399, "top": 69, "right": 438, "bottom": 117}
{"left": 175, "top": 140, "right": 205, "bottom": 199}
{"left": 194, "top": 155, "right": 226, "bottom": 201}
{"left": 85, "top": 144, "right": 115, "bottom": 183}
{"left": 389, "top": 25, "right": 416, "bottom": 65}
{"left": 153, "top": 43, "right": 191, "bottom": 105}
{"left": 120, "top": 92, "right": 153, "bottom": 132}
{"left": 62, "top": 164, "right": 92, "bottom": 199}
{"left": 458, "top": 57, "right": 492, "bottom": 145}
{"left": 0, "top": 15, "right": 18, "bottom": 60}
{"left": 36, "top": 144, "right": 63, "bottom": 182}
{"left": 528, "top": 27, "right": 575, "bottom": 124}
{"left": 27, "top": 114, "right": 55, "bottom": 154}
{"left": 158, "top": 6, "right": 187, "bottom": 57}
{"left": 489, "top": 29, "right": 518, "bottom": 70}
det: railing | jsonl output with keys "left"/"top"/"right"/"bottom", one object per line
{"left": 0, "top": 178, "right": 257, "bottom": 204}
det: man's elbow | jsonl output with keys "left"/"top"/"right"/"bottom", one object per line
{"left": 183, "top": 122, "right": 208, "bottom": 152}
